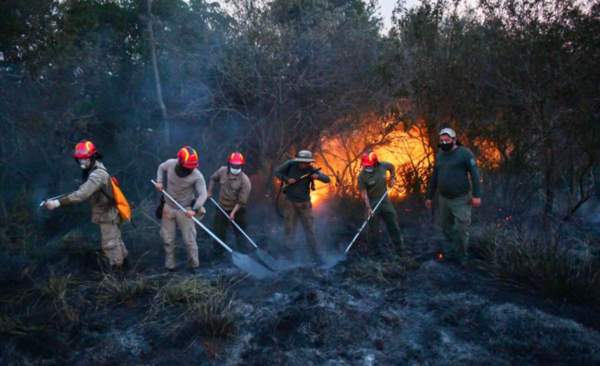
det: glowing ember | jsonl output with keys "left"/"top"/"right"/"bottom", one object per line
{"left": 438, "top": 254, "right": 443, "bottom": 259}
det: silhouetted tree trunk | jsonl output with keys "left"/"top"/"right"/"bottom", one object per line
{"left": 147, "top": 0, "right": 169, "bottom": 147}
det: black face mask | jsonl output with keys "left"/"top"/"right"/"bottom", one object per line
{"left": 298, "top": 164, "right": 312, "bottom": 172}
{"left": 175, "top": 163, "right": 194, "bottom": 177}
{"left": 438, "top": 142, "right": 454, "bottom": 152}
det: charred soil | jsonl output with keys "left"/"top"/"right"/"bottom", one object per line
{"left": 1, "top": 222, "right": 599, "bottom": 365}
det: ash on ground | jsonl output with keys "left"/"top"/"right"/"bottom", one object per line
{"left": 1, "top": 223, "right": 599, "bottom": 365}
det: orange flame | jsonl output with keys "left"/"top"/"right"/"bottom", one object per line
{"left": 311, "top": 121, "right": 434, "bottom": 205}
{"left": 306, "top": 113, "right": 504, "bottom": 207}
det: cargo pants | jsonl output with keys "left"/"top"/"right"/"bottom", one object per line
{"left": 99, "top": 219, "right": 129, "bottom": 266}
{"left": 283, "top": 200, "right": 318, "bottom": 257}
{"left": 160, "top": 204, "right": 201, "bottom": 269}
{"left": 212, "top": 207, "right": 250, "bottom": 256}
{"left": 439, "top": 193, "right": 472, "bottom": 260}
{"left": 367, "top": 200, "right": 404, "bottom": 253}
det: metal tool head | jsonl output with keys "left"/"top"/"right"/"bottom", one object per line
{"left": 255, "top": 249, "right": 281, "bottom": 271}
{"left": 231, "top": 252, "right": 273, "bottom": 279}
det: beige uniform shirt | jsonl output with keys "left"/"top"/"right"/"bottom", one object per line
{"left": 210, "top": 166, "right": 251, "bottom": 210}
{"left": 156, "top": 159, "right": 207, "bottom": 210}
{"left": 59, "top": 161, "right": 119, "bottom": 224}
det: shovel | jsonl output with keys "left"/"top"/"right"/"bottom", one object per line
{"left": 151, "top": 180, "right": 273, "bottom": 279}
{"left": 345, "top": 186, "right": 393, "bottom": 253}
{"left": 210, "top": 198, "right": 281, "bottom": 271}
{"left": 39, "top": 193, "right": 70, "bottom": 208}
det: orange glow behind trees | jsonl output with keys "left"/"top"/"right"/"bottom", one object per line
{"left": 307, "top": 115, "right": 505, "bottom": 206}
{"left": 310, "top": 116, "right": 435, "bottom": 205}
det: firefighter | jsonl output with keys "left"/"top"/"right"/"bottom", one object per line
{"left": 274, "top": 150, "right": 330, "bottom": 262}
{"left": 357, "top": 151, "right": 408, "bottom": 257}
{"left": 43, "top": 140, "right": 129, "bottom": 269}
{"left": 425, "top": 128, "right": 482, "bottom": 266}
{"left": 206, "top": 152, "right": 252, "bottom": 259}
{"left": 155, "top": 146, "right": 207, "bottom": 272}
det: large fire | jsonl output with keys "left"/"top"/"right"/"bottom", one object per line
{"left": 310, "top": 121, "right": 434, "bottom": 205}
{"left": 308, "top": 118, "right": 504, "bottom": 206}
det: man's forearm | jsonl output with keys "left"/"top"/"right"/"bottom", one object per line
{"left": 361, "top": 190, "right": 370, "bottom": 208}
{"left": 231, "top": 204, "right": 242, "bottom": 216}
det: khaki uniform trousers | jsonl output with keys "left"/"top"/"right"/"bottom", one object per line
{"left": 160, "top": 204, "right": 199, "bottom": 269}
{"left": 99, "top": 219, "right": 129, "bottom": 266}
{"left": 439, "top": 193, "right": 472, "bottom": 260}
{"left": 283, "top": 200, "right": 318, "bottom": 256}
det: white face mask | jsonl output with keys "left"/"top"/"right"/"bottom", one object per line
{"left": 79, "top": 158, "right": 91, "bottom": 170}
{"left": 230, "top": 167, "right": 242, "bottom": 175}
{"left": 364, "top": 167, "right": 374, "bottom": 173}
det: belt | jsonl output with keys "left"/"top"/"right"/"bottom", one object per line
{"left": 441, "top": 192, "right": 470, "bottom": 199}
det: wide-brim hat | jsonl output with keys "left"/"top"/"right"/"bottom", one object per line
{"left": 294, "top": 150, "right": 316, "bottom": 163}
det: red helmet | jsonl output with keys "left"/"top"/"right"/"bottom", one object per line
{"left": 74, "top": 140, "right": 97, "bottom": 159}
{"left": 360, "top": 151, "right": 378, "bottom": 167}
{"left": 177, "top": 146, "right": 199, "bottom": 169}
{"left": 228, "top": 152, "right": 245, "bottom": 165}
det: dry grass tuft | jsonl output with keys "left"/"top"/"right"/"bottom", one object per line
{"left": 186, "top": 277, "right": 237, "bottom": 339}
{"left": 349, "top": 254, "right": 420, "bottom": 285}
{"left": 154, "top": 276, "right": 211, "bottom": 306}
{"left": 152, "top": 275, "right": 238, "bottom": 339}
{"left": 96, "top": 272, "right": 158, "bottom": 306}
{"left": 0, "top": 188, "right": 35, "bottom": 254}
{"left": 0, "top": 314, "right": 44, "bottom": 336}
{"left": 33, "top": 268, "right": 84, "bottom": 324}
{"left": 476, "top": 225, "right": 600, "bottom": 304}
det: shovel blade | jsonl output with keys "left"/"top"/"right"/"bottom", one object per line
{"left": 255, "top": 249, "right": 282, "bottom": 271}
{"left": 231, "top": 252, "right": 273, "bottom": 279}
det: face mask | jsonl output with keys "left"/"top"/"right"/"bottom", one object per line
{"left": 364, "top": 167, "right": 374, "bottom": 172}
{"left": 79, "top": 159, "right": 91, "bottom": 170}
{"left": 230, "top": 167, "right": 242, "bottom": 175}
{"left": 438, "top": 142, "right": 454, "bottom": 152}
{"left": 175, "top": 164, "right": 194, "bottom": 177}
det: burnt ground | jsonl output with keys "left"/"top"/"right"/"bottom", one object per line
{"left": 1, "top": 213, "right": 600, "bottom": 365}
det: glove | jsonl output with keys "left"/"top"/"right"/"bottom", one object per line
{"left": 44, "top": 200, "right": 60, "bottom": 210}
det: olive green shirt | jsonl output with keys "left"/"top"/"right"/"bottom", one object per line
{"left": 357, "top": 161, "right": 395, "bottom": 207}
{"left": 210, "top": 166, "right": 252, "bottom": 210}
{"left": 274, "top": 160, "right": 331, "bottom": 203}
{"left": 426, "top": 146, "right": 482, "bottom": 199}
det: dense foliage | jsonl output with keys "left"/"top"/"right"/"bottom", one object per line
{"left": 1, "top": 0, "right": 599, "bottom": 230}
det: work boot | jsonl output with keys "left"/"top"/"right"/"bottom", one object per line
{"left": 110, "top": 264, "right": 122, "bottom": 273}
{"left": 121, "top": 256, "right": 131, "bottom": 271}
{"left": 308, "top": 252, "right": 324, "bottom": 265}
{"left": 189, "top": 266, "right": 201, "bottom": 275}
{"left": 109, "top": 264, "right": 125, "bottom": 280}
